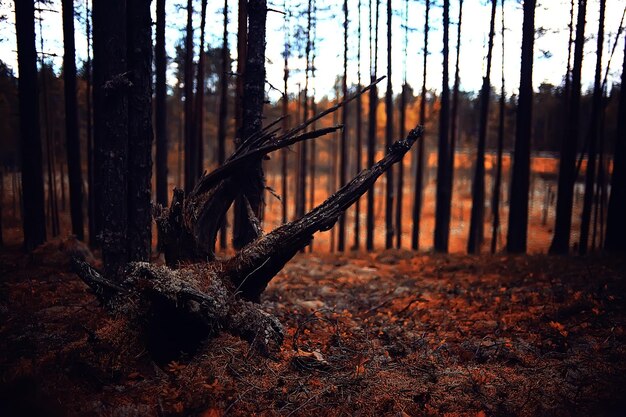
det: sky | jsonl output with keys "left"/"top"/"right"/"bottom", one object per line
{"left": 0, "top": 0, "right": 624, "bottom": 103}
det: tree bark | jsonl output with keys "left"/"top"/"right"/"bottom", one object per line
{"left": 384, "top": 0, "right": 394, "bottom": 249}
{"left": 194, "top": 0, "right": 208, "bottom": 178}
{"left": 15, "top": 0, "right": 47, "bottom": 251}
{"left": 155, "top": 0, "right": 168, "bottom": 211}
{"left": 434, "top": 0, "right": 451, "bottom": 253}
{"left": 62, "top": 0, "right": 84, "bottom": 241}
{"left": 506, "top": 0, "right": 535, "bottom": 254}
{"left": 354, "top": 0, "right": 363, "bottom": 250}
{"left": 468, "top": 0, "right": 495, "bottom": 254}
{"left": 218, "top": 0, "right": 230, "bottom": 249}
{"left": 338, "top": 0, "right": 349, "bottom": 252}
{"left": 550, "top": 0, "right": 587, "bottom": 254}
{"left": 366, "top": 0, "right": 380, "bottom": 251}
{"left": 184, "top": 0, "right": 196, "bottom": 191}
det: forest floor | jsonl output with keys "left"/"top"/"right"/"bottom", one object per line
{"left": 1, "top": 241, "right": 625, "bottom": 417}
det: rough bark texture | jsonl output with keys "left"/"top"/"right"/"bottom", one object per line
{"left": 605, "top": 35, "right": 626, "bottom": 252}
{"left": 62, "top": 0, "right": 84, "bottom": 241}
{"left": 507, "top": 0, "right": 535, "bottom": 254}
{"left": 127, "top": 0, "right": 153, "bottom": 262}
{"left": 550, "top": 0, "right": 587, "bottom": 255}
{"left": 15, "top": 0, "right": 47, "bottom": 251}
{"left": 155, "top": 0, "right": 168, "bottom": 211}
{"left": 434, "top": 0, "right": 451, "bottom": 253}
{"left": 233, "top": 0, "right": 267, "bottom": 250}
{"left": 93, "top": 0, "right": 129, "bottom": 276}
{"left": 467, "top": 0, "right": 495, "bottom": 254}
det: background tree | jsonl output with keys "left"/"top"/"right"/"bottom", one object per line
{"left": 366, "top": 0, "right": 380, "bottom": 251}
{"left": 412, "top": 0, "right": 429, "bottom": 251}
{"left": 194, "top": 0, "right": 209, "bottom": 177}
{"left": 550, "top": 0, "right": 587, "bottom": 254}
{"left": 62, "top": 0, "right": 84, "bottom": 240}
{"left": 605, "top": 35, "right": 626, "bottom": 252}
{"left": 579, "top": 0, "right": 605, "bottom": 255}
{"left": 434, "top": 0, "right": 451, "bottom": 253}
{"left": 155, "top": 0, "right": 168, "bottom": 215}
{"left": 15, "top": 0, "right": 46, "bottom": 251}
{"left": 395, "top": 0, "right": 408, "bottom": 249}
{"left": 184, "top": 0, "right": 195, "bottom": 191}
{"left": 337, "top": 0, "right": 349, "bottom": 251}
{"left": 507, "top": 0, "right": 536, "bottom": 254}
{"left": 468, "top": 0, "right": 496, "bottom": 254}
{"left": 218, "top": 0, "right": 230, "bottom": 249}
{"left": 384, "top": 0, "right": 394, "bottom": 249}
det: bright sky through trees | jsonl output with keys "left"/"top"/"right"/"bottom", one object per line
{"left": 0, "top": 0, "right": 624, "bottom": 101}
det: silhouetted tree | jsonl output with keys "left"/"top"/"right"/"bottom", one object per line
{"left": 507, "top": 0, "right": 536, "bottom": 254}
{"left": 434, "top": 0, "right": 451, "bottom": 253}
{"left": 395, "top": 0, "right": 408, "bottom": 249}
{"left": 579, "top": 0, "right": 605, "bottom": 255}
{"left": 184, "top": 0, "right": 195, "bottom": 191}
{"left": 338, "top": 0, "right": 349, "bottom": 251}
{"left": 411, "top": 0, "right": 429, "bottom": 251}
{"left": 468, "top": 0, "right": 495, "bottom": 254}
{"left": 354, "top": 0, "right": 363, "bottom": 250}
{"left": 194, "top": 0, "right": 208, "bottom": 176}
{"left": 62, "top": 0, "right": 84, "bottom": 240}
{"left": 155, "top": 0, "right": 168, "bottom": 213}
{"left": 218, "top": 0, "right": 230, "bottom": 249}
{"left": 605, "top": 35, "right": 626, "bottom": 252}
{"left": 15, "top": 0, "right": 46, "bottom": 251}
{"left": 366, "top": 0, "right": 380, "bottom": 251}
{"left": 384, "top": 0, "right": 394, "bottom": 249}
{"left": 550, "top": 0, "right": 587, "bottom": 254}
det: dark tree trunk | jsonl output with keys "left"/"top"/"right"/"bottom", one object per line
{"left": 86, "top": 0, "right": 97, "bottom": 246}
{"left": 354, "top": 0, "right": 363, "bottom": 250}
{"left": 579, "top": 0, "right": 605, "bottom": 255}
{"left": 184, "top": 0, "right": 196, "bottom": 192}
{"left": 506, "top": 0, "right": 535, "bottom": 254}
{"left": 233, "top": 0, "right": 267, "bottom": 249}
{"left": 490, "top": 0, "right": 506, "bottom": 254}
{"left": 93, "top": 0, "right": 129, "bottom": 275}
{"left": 155, "top": 0, "right": 168, "bottom": 211}
{"left": 550, "top": 0, "right": 587, "bottom": 255}
{"left": 605, "top": 34, "right": 626, "bottom": 252}
{"left": 15, "top": 0, "right": 46, "bottom": 251}
{"left": 384, "top": 0, "right": 394, "bottom": 249}
{"left": 338, "top": 0, "right": 349, "bottom": 252}
{"left": 434, "top": 0, "right": 451, "bottom": 253}
{"left": 366, "top": 0, "right": 380, "bottom": 251}
{"left": 411, "top": 0, "right": 429, "bottom": 251}
{"left": 127, "top": 0, "right": 153, "bottom": 262}
{"left": 281, "top": 4, "right": 289, "bottom": 226}
{"left": 218, "top": 0, "right": 230, "bottom": 249}
{"left": 62, "top": 0, "right": 84, "bottom": 240}
{"left": 297, "top": 0, "right": 313, "bottom": 224}
{"left": 394, "top": 0, "right": 407, "bottom": 249}
{"left": 194, "top": 0, "right": 208, "bottom": 177}
{"left": 448, "top": 0, "right": 463, "bottom": 247}
{"left": 467, "top": 0, "right": 495, "bottom": 254}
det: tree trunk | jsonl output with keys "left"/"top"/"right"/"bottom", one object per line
{"left": 550, "top": 0, "right": 587, "bottom": 255}
{"left": 281, "top": 4, "right": 289, "bottom": 226}
{"left": 354, "top": 0, "right": 363, "bottom": 250}
{"left": 579, "top": 0, "right": 605, "bottom": 255}
{"left": 384, "top": 0, "right": 394, "bottom": 249}
{"left": 155, "top": 0, "right": 168, "bottom": 212}
{"left": 605, "top": 34, "right": 626, "bottom": 252}
{"left": 411, "top": 0, "right": 429, "bottom": 251}
{"left": 338, "top": 0, "right": 349, "bottom": 252}
{"left": 62, "top": 0, "right": 84, "bottom": 241}
{"left": 434, "top": 0, "right": 451, "bottom": 253}
{"left": 467, "top": 0, "right": 495, "bottom": 254}
{"left": 506, "top": 0, "right": 535, "bottom": 254}
{"left": 194, "top": 0, "right": 208, "bottom": 178}
{"left": 86, "top": 0, "right": 97, "bottom": 246}
{"left": 127, "top": 0, "right": 153, "bottom": 262}
{"left": 366, "top": 0, "right": 380, "bottom": 252}
{"left": 184, "top": 0, "right": 196, "bottom": 192}
{"left": 218, "top": 0, "right": 230, "bottom": 249}
{"left": 233, "top": 0, "right": 267, "bottom": 250}
{"left": 490, "top": 0, "right": 506, "bottom": 254}
{"left": 15, "top": 0, "right": 46, "bottom": 251}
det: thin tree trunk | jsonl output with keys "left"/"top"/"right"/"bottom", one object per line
{"left": 468, "top": 0, "right": 495, "bottom": 254}
{"left": 411, "top": 0, "right": 429, "bottom": 251}
{"left": 338, "top": 0, "right": 349, "bottom": 252}
{"left": 86, "top": 0, "right": 97, "bottom": 246}
{"left": 490, "top": 0, "right": 505, "bottom": 254}
{"left": 354, "top": 0, "right": 363, "bottom": 250}
{"left": 579, "top": 0, "right": 605, "bottom": 255}
{"left": 434, "top": 0, "right": 451, "bottom": 253}
{"left": 218, "top": 0, "right": 230, "bottom": 249}
{"left": 194, "top": 0, "right": 208, "bottom": 178}
{"left": 506, "top": 0, "right": 536, "bottom": 254}
{"left": 605, "top": 34, "right": 626, "bottom": 252}
{"left": 366, "top": 0, "right": 380, "bottom": 251}
{"left": 297, "top": 0, "right": 313, "bottom": 223}
{"left": 155, "top": 0, "right": 168, "bottom": 212}
{"left": 550, "top": 0, "right": 587, "bottom": 254}
{"left": 184, "top": 0, "right": 195, "bottom": 191}
{"left": 281, "top": 3, "right": 289, "bottom": 226}
{"left": 395, "top": 0, "right": 408, "bottom": 249}
{"left": 384, "top": 0, "right": 394, "bottom": 249}
{"left": 62, "top": 0, "right": 84, "bottom": 240}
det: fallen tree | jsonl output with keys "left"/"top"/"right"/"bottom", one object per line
{"left": 73, "top": 79, "right": 423, "bottom": 361}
